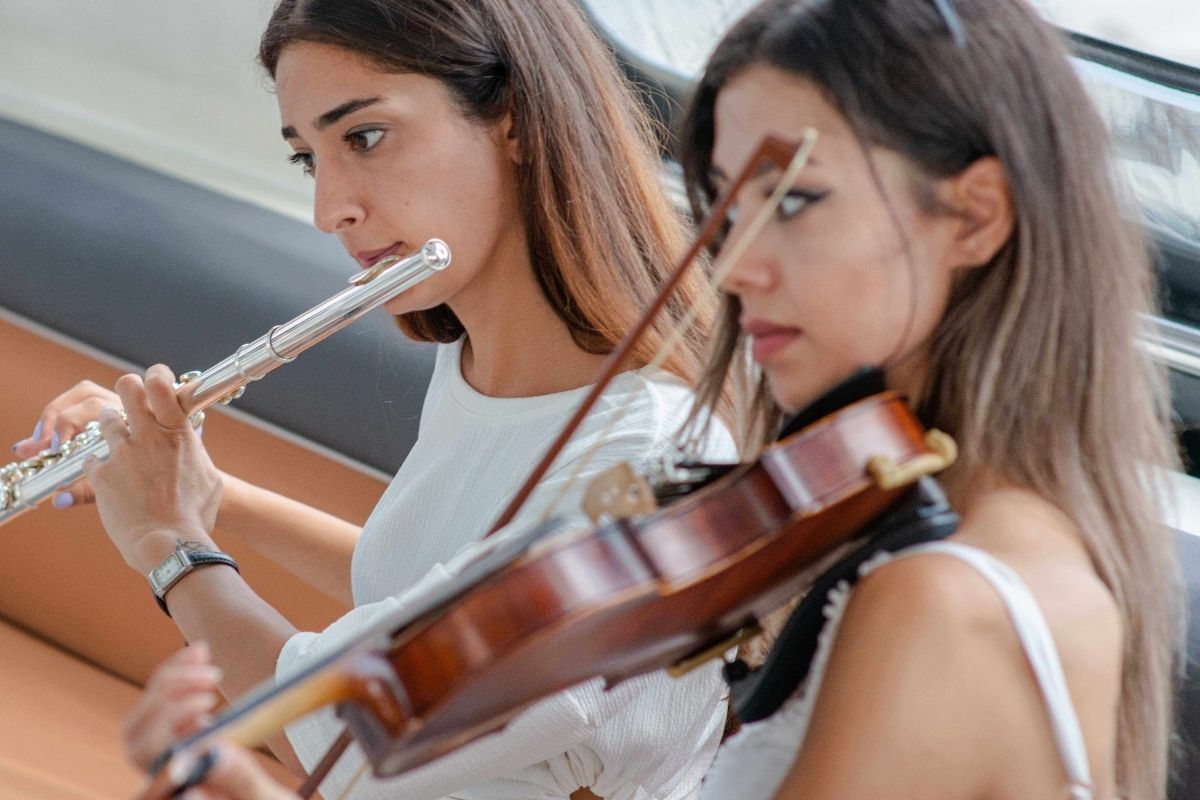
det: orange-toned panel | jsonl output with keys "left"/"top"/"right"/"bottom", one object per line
{"left": 0, "top": 315, "right": 387, "bottom": 686}
{"left": 0, "top": 618, "right": 300, "bottom": 799}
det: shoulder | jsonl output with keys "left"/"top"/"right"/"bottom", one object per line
{"left": 836, "top": 547, "right": 1014, "bottom": 661}
{"left": 951, "top": 488, "right": 1122, "bottom": 647}
{"left": 777, "top": 551, "right": 1036, "bottom": 796}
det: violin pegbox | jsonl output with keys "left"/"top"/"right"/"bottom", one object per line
{"left": 582, "top": 462, "right": 658, "bottom": 523}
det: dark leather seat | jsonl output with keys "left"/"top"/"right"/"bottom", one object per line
{"left": 0, "top": 115, "right": 435, "bottom": 475}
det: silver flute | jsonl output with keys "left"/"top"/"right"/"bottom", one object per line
{"left": 0, "top": 239, "right": 451, "bottom": 525}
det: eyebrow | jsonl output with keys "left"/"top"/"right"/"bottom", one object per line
{"left": 710, "top": 155, "right": 819, "bottom": 185}
{"left": 280, "top": 96, "right": 384, "bottom": 139}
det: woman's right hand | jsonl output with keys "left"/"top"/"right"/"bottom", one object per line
{"left": 10, "top": 379, "right": 123, "bottom": 508}
{"left": 126, "top": 645, "right": 299, "bottom": 800}
{"left": 151, "top": 744, "right": 300, "bottom": 800}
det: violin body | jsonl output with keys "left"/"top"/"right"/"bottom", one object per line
{"left": 338, "top": 391, "right": 939, "bottom": 776}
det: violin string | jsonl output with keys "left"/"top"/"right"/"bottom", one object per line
{"left": 533, "top": 130, "right": 819, "bottom": 526}
{"left": 332, "top": 754, "right": 370, "bottom": 800}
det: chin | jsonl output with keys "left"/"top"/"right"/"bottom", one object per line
{"left": 381, "top": 285, "right": 454, "bottom": 317}
{"left": 769, "top": 374, "right": 831, "bottom": 416}
{"left": 768, "top": 384, "right": 807, "bottom": 415}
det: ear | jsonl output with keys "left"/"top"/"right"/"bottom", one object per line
{"left": 493, "top": 110, "right": 522, "bottom": 165}
{"left": 943, "top": 156, "right": 1014, "bottom": 269}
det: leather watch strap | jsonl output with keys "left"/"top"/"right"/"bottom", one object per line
{"left": 154, "top": 550, "right": 239, "bottom": 616}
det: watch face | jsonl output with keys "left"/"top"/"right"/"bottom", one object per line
{"left": 150, "top": 553, "right": 185, "bottom": 591}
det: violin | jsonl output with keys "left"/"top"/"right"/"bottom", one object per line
{"left": 137, "top": 133, "right": 957, "bottom": 798}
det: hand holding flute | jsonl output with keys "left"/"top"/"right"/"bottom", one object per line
{"left": 0, "top": 240, "right": 450, "bottom": 526}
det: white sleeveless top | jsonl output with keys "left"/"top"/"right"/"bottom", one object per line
{"left": 700, "top": 541, "right": 1094, "bottom": 800}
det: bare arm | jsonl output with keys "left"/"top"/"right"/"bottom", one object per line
{"left": 13, "top": 379, "right": 363, "bottom": 606}
{"left": 82, "top": 367, "right": 317, "bottom": 773}
{"left": 138, "top": 539, "right": 306, "bottom": 775}
{"left": 220, "top": 475, "right": 361, "bottom": 606}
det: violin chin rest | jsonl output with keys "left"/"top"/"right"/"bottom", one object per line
{"left": 866, "top": 429, "right": 958, "bottom": 490}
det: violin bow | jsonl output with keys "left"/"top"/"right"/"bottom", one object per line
{"left": 255, "top": 131, "right": 819, "bottom": 800}
{"left": 487, "top": 130, "right": 818, "bottom": 535}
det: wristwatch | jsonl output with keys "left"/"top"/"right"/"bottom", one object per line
{"left": 148, "top": 546, "right": 239, "bottom": 616}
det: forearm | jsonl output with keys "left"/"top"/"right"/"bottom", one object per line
{"left": 133, "top": 529, "right": 307, "bottom": 774}
{"left": 219, "top": 474, "right": 361, "bottom": 606}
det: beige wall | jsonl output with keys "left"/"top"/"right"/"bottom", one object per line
{"left": 0, "top": 0, "right": 312, "bottom": 220}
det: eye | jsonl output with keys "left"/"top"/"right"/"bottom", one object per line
{"left": 288, "top": 151, "right": 315, "bottom": 177}
{"left": 773, "top": 188, "right": 827, "bottom": 221}
{"left": 346, "top": 127, "right": 385, "bottom": 152}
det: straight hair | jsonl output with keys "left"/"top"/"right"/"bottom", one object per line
{"left": 679, "top": 2, "right": 1180, "bottom": 796}
{"left": 260, "top": 0, "right": 720, "bottom": 393}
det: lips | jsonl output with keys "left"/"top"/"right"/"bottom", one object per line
{"left": 742, "top": 319, "right": 802, "bottom": 362}
{"left": 354, "top": 242, "right": 407, "bottom": 269}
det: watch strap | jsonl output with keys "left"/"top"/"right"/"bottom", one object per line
{"left": 154, "top": 550, "right": 239, "bottom": 617}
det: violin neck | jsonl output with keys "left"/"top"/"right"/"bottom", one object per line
{"left": 217, "top": 668, "right": 358, "bottom": 748}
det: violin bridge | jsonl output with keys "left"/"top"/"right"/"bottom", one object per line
{"left": 582, "top": 462, "right": 658, "bottom": 523}
{"left": 667, "top": 624, "right": 764, "bottom": 678}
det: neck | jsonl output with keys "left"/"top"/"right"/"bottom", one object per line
{"left": 448, "top": 239, "right": 609, "bottom": 398}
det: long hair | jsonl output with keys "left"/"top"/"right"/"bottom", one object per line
{"left": 258, "top": 0, "right": 717, "bottom": 388}
{"left": 679, "top": 1, "right": 1180, "bottom": 796}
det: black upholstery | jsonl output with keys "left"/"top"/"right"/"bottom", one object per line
{"left": 1173, "top": 528, "right": 1200, "bottom": 799}
{"left": 0, "top": 116, "right": 435, "bottom": 474}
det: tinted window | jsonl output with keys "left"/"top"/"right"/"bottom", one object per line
{"left": 1036, "top": 0, "right": 1200, "bottom": 69}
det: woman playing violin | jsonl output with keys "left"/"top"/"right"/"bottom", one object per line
{"left": 680, "top": 1, "right": 1178, "bottom": 798}
{"left": 114, "top": 1, "right": 1178, "bottom": 799}
{"left": 13, "top": 0, "right": 737, "bottom": 798}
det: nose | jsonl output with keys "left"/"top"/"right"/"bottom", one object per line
{"left": 717, "top": 220, "right": 777, "bottom": 297}
{"left": 312, "top": 161, "right": 367, "bottom": 234}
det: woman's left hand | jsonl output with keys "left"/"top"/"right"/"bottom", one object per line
{"left": 83, "top": 364, "right": 223, "bottom": 572}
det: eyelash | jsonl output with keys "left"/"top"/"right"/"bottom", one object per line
{"left": 287, "top": 152, "right": 315, "bottom": 176}
{"left": 286, "top": 127, "right": 387, "bottom": 177}
{"left": 727, "top": 188, "right": 827, "bottom": 226}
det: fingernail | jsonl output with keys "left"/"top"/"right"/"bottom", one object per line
{"left": 49, "top": 432, "right": 60, "bottom": 450}
{"left": 168, "top": 748, "right": 217, "bottom": 790}
{"left": 52, "top": 492, "right": 74, "bottom": 509}
{"left": 167, "top": 749, "right": 199, "bottom": 785}
{"left": 32, "top": 420, "right": 43, "bottom": 442}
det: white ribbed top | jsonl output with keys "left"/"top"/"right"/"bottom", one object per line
{"left": 278, "top": 338, "right": 737, "bottom": 800}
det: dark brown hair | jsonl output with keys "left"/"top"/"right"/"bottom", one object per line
{"left": 259, "top": 0, "right": 718, "bottom": 388}
{"left": 680, "top": 1, "right": 1179, "bottom": 796}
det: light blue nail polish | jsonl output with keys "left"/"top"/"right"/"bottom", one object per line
{"left": 52, "top": 492, "right": 74, "bottom": 509}
{"left": 32, "top": 420, "right": 43, "bottom": 441}
{"left": 50, "top": 432, "right": 60, "bottom": 450}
